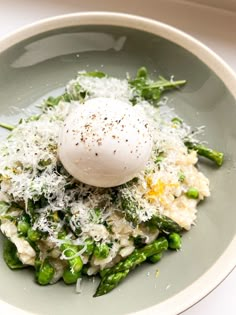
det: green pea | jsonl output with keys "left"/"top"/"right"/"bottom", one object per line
{"left": 37, "top": 261, "right": 55, "bottom": 285}
{"left": 63, "top": 268, "right": 81, "bottom": 284}
{"left": 186, "top": 187, "right": 199, "bottom": 199}
{"left": 148, "top": 252, "right": 163, "bottom": 264}
{"left": 60, "top": 243, "right": 83, "bottom": 273}
{"left": 60, "top": 243, "right": 77, "bottom": 256}
{"left": 70, "top": 256, "right": 83, "bottom": 273}
{"left": 17, "top": 221, "right": 30, "bottom": 235}
{"left": 27, "top": 228, "right": 41, "bottom": 242}
{"left": 168, "top": 232, "right": 182, "bottom": 250}
{"left": 94, "top": 244, "right": 110, "bottom": 259}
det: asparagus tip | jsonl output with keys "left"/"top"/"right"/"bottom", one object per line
{"left": 215, "top": 152, "right": 224, "bottom": 166}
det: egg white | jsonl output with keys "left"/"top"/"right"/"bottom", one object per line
{"left": 58, "top": 97, "right": 153, "bottom": 187}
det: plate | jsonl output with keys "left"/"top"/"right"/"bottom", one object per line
{"left": 0, "top": 12, "right": 236, "bottom": 315}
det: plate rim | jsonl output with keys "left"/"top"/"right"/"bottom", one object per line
{"left": 0, "top": 11, "right": 236, "bottom": 315}
{"left": 0, "top": 11, "right": 236, "bottom": 98}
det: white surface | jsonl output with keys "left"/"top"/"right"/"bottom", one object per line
{"left": 0, "top": 1, "right": 235, "bottom": 314}
{"left": 185, "top": 0, "right": 236, "bottom": 11}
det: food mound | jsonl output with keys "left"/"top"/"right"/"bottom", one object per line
{"left": 0, "top": 68, "right": 223, "bottom": 296}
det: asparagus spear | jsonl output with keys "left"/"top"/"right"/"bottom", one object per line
{"left": 3, "top": 238, "right": 25, "bottom": 269}
{"left": 146, "top": 214, "right": 183, "bottom": 233}
{"left": 185, "top": 141, "right": 224, "bottom": 166}
{"left": 140, "top": 237, "right": 168, "bottom": 256}
{"left": 99, "top": 251, "right": 147, "bottom": 278}
{"left": 119, "top": 190, "right": 182, "bottom": 233}
{"left": 119, "top": 190, "right": 139, "bottom": 226}
{"left": 94, "top": 237, "right": 168, "bottom": 297}
{"left": 94, "top": 270, "right": 130, "bottom": 297}
{"left": 100, "top": 237, "right": 168, "bottom": 277}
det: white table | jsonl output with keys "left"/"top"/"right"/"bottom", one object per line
{"left": 0, "top": 1, "right": 235, "bottom": 314}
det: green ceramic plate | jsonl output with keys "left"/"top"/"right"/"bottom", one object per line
{"left": 0, "top": 12, "right": 235, "bottom": 315}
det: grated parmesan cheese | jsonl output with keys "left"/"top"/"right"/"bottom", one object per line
{"left": 0, "top": 70, "right": 210, "bottom": 276}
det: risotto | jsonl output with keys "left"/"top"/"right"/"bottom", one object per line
{"left": 0, "top": 68, "right": 223, "bottom": 296}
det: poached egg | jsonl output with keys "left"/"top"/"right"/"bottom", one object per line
{"left": 58, "top": 97, "right": 152, "bottom": 187}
